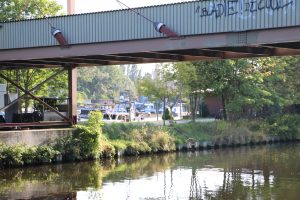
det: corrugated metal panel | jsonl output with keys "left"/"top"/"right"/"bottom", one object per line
{"left": 0, "top": 0, "right": 299, "bottom": 49}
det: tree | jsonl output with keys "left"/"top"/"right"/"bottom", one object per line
{"left": 77, "top": 66, "right": 136, "bottom": 101}
{"left": 174, "top": 57, "right": 300, "bottom": 120}
{"left": 125, "top": 64, "right": 142, "bottom": 83}
{"left": 138, "top": 63, "right": 182, "bottom": 124}
{"left": 173, "top": 62, "right": 201, "bottom": 122}
{"left": 0, "top": 0, "right": 63, "bottom": 22}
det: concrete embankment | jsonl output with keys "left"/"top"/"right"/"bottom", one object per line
{"left": 0, "top": 128, "right": 74, "bottom": 146}
{"left": 176, "top": 135, "right": 298, "bottom": 151}
{"left": 114, "top": 135, "right": 299, "bottom": 157}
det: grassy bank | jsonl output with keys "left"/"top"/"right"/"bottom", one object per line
{"left": 1, "top": 112, "right": 299, "bottom": 169}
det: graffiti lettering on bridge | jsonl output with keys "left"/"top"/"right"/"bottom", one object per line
{"left": 195, "top": 0, "right": 294, "bottom": 18}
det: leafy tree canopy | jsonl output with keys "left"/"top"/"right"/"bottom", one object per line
{"left": 0, "top": 0, "right": 62, "bottom": 22}
{"left": 78, "top": 66, "right": 136, "bottom": 101}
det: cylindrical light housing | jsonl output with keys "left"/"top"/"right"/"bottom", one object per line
{"left": 51, "top": 26, "right": 69, "bottom": 48}
{"left": 153, "top": 22, "right": 178, "bottom": 37}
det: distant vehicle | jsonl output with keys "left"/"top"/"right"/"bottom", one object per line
{"left": 172, "top": 103, "right": 189, "bottom": 117}
{"left": 79, "top": 108, "right": 96, "bottom": 119}
{"left": 144, "top": 103, "right": 156, "bottom": 114}
{"left": 135, "top": 102, "right": 145, "bottom": 113}
{"left": 103, "top": 101, "right": 136, "bottom": 121}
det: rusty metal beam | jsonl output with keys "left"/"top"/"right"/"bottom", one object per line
{"left": 160, "top": 49, "right": 223, "bottom": 58}
{"left": 68, "top": 66, "right": 77, "bottom": 125}
{"left": 36, "top": 58, "right": 110, "bottom": 66}
{"left": 265, "top": 42, "right": 300, "bottom": 50}
{"left": 272, "top": 48, "right": 300, "bottom": 56}
{"left": 0, "top": 62, "right": 46, "bottom": 68}
{"left": 0, "top": 121, "right": 71, "bottom": 128}
{"left": 74, "top": 55, "right": 144, "bottom": 63}
{"left": 208, "top": 46, "right": 273, "bottom": 56}
{"left": 116, "top": 52, "right": 184, "bottom": 61}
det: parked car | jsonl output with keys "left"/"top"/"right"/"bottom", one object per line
{"left": 144, "top": 103, "right": 156, "bottom": 114}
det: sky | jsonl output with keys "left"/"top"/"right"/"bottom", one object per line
{"left": 54, "top": 0, "right": 186, "bottom": 75}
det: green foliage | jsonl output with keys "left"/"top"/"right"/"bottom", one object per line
{"left": 148, "top": 130, "right": 175, "bottom": 152}
{"left": 174, "top": 57, "right": 300, "bottom": 120}
{"left": 162, "top": 108, "right": 173, "bottom": 120}
{"left": 137, "top": 64, "right": 182, "bottom": 108}
{"left": 0, "top": 0, "right": 63, "bottom": 22}
{"left": 86, "top": 111, "right": 104, "bottom": 132}
{"left": 55, "top": 111, "right": 104, "bottom": 160}
{"left": 35, "top": 146, "right": 59, "bottom": 163}
{"left": 55, "top": 127, "right": 101, "bottom": 160}
{"left": 0, "top": 144, "right": 59, "bottom": 168}
{"left": 77, "top": 66, "right": 136, "bottom": 100}
{"left": 103, "top": 123, "right": 176, "bottom": 154}
{"left": 265, "top": 114, "right": 300, "bottom": 139}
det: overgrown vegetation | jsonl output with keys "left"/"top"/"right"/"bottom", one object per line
{"left": 0, "top": 144, "right": 59, "bottom": 168}
{"left": 1, "top": 113, "right": 299, "bottom": 169}
{"left": 103, "top": 123, "right": 176, "bottom": 155}
{"left": 55, "top": 111, "right": 105, "bottom": 160}
{"left": 264, "top": 114, "right": 300, "bottom": 139}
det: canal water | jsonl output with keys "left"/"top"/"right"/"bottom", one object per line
{"left": 0, "top": 143, "right": 299, "bottom": 200}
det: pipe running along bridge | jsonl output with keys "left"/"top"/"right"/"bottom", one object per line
{"left": 0, "top": 0, "right": 299, "bottom": 127}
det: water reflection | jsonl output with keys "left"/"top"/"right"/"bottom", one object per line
{"left": 0, "top": 143, "right": 299, "bottom": 199}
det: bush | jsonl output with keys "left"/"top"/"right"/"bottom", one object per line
{"left": 55, "top": 111, "right": 105, "bottom": 160}
{"left": 104, "top": 124, "right": 176, "bottom": 154}
{"left": 0, "top": 143, "right": 59, "bottom": 168}
{"left": 162, "top": 108, "right": 173, "bottom": 120}
{"left": 265, "top": 114, "right": 300, "bottom": 139}
{"left": 55, "top": 125, "right": 101, "bottom": 160}
{"left": 0, "top": 145, "right": 24, "bottom": 167}
{"left": 35, "top": 146, "right": 59, "bottom": 163}
{"left": 148, "top": 130, "right": 175, "bottom": 152}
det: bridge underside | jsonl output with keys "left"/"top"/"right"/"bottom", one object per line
{"left": 0, "top": 27, "right": 300, "bottom": 69}
{"left": 0, "top": 26, "right": 299, "bottom": 128}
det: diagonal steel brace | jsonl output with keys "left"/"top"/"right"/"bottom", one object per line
{"left": 0, "top": 68, "right": 65, "bottom": 112}
{"left": 0, "top": 72, "right": 69, "bottom": 122}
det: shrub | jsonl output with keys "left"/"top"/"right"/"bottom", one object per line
{"left": 55, "top": 125, "right": 101, "bottom": 160}
{"left": 148, "top": 130, "right": 175, "bottom": 152}
{"left": 0, "top": 144, "right": 59, "bottom": 168}
{"left": 0, "top": 145, "right": 24, "bottom": 167}
{"left": 162, "top": 108, "right": 173, "bottom": 120}
{"left": 22, "top": 147, "right": 37, "bottom": 165}
{"left": 265, "top": 114, "right": 300, "bottom": 139}
{"left": 55, "top": 111, "right": 105, "bottom": 160}
{"left": 35, "top": 146, "right": 59, "bottom": 163}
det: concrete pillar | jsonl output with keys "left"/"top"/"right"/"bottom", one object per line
{"left": 68, "top": 66, "right": 77, "bottom": 124}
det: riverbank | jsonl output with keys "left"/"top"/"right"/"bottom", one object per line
{"left": 0, "top": 113, "right": 299, "bottom": 168}
{"left": 102, "top": 115, "right": 300, "bottom": 156}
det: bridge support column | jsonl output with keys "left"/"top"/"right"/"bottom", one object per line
{"left": 68, "top": 66, "right": 77, "bottom": 125}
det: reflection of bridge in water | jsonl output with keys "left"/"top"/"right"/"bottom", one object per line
{"left": 0, "top": 0, "right": 299, "bottom": 127}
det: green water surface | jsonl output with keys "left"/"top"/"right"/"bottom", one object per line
{"left": 0, "top": 143, "right": 299, "bottom": 200}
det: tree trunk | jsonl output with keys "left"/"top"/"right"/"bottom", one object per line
{"left": 221, "top": 94, "right": 227, "bottom": 120}
{"left": 16, "top": 70, "right": 21, "bottom": 113}
{"left": 190, "top": 93, "right": 199, "bottom": 122}
{"left": 163, "top": 96, "right": 166, "bottom": 126}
